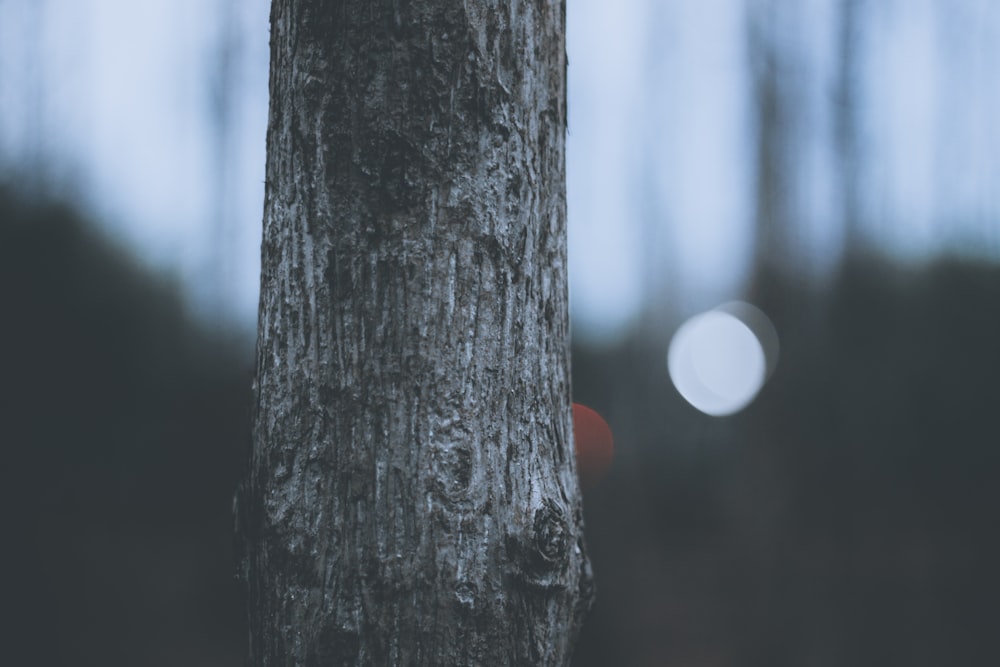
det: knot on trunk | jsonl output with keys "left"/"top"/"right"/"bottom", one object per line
{"left": 532, "top": 498, "right": 570, "bottom": 568}
{"left": 508, "top": 497, "right": 572, "bottom": 590}
{"left": 427, "top": 442, "right": 473, "bottom": 505}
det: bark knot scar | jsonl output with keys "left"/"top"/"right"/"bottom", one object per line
{"left": 427, "top": 442, "right": 473, "bottom": 505}
{"left": 507, "top": 497, "right": 572, "bottom": 590}
{"left": 531, "top": 498, "right": 569, "bottom": 568}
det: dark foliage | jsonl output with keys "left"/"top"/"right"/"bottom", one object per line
{"left": 572, "top": 258, "right": 1000, "bottom": 666}
{"left": 1, "top": 188, "right": 251, "bottom": 666}
{"left": 3, "top": 189, "right": 998, "bottom": 665}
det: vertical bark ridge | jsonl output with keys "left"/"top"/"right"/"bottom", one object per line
{"left": 238, "top": 0, "right": 592, "bottom": 664}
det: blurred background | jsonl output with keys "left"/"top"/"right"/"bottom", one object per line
{"left": 2, "top": 0, "right": 999, "bottom": 664}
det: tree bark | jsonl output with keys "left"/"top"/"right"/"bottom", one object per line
{"left": 236, "top": 1, "right": 592, "bottom": 665}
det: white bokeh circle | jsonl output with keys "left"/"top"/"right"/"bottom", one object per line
{"left": 668, "top": 309, "right": 769, "bottom": 416}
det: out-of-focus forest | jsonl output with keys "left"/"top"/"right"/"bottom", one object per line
{"left": 3, "top": 1, "right": 1000, "bottom": 665}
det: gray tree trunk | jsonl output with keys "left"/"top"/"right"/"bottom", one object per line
{"left": 235, "top": 1, "right": 593, "bottom": 665}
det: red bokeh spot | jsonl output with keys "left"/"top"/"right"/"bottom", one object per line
{"left": 572, "top": 403, "right": 614, "bottom": 490}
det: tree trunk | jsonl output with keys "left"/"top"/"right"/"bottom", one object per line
{"left": 235, "top": 1, "right": 593, "bottom": 665}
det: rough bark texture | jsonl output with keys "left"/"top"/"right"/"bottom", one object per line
{"left": 236, "top": 1, "right": 592, "bottom": 665}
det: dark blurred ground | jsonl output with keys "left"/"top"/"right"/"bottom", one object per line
{"left": 1, "top": 189, "right": 251, "bottom": 666}
{"left": 572, "top": 260, "right": 1000, "bottom": 666}
{"left": 3, "top": 189, "right": 998, "bottom": 665}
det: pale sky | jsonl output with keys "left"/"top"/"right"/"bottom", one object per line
{"left": 2, "top": 0, "right": 999, "bottom": 342}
